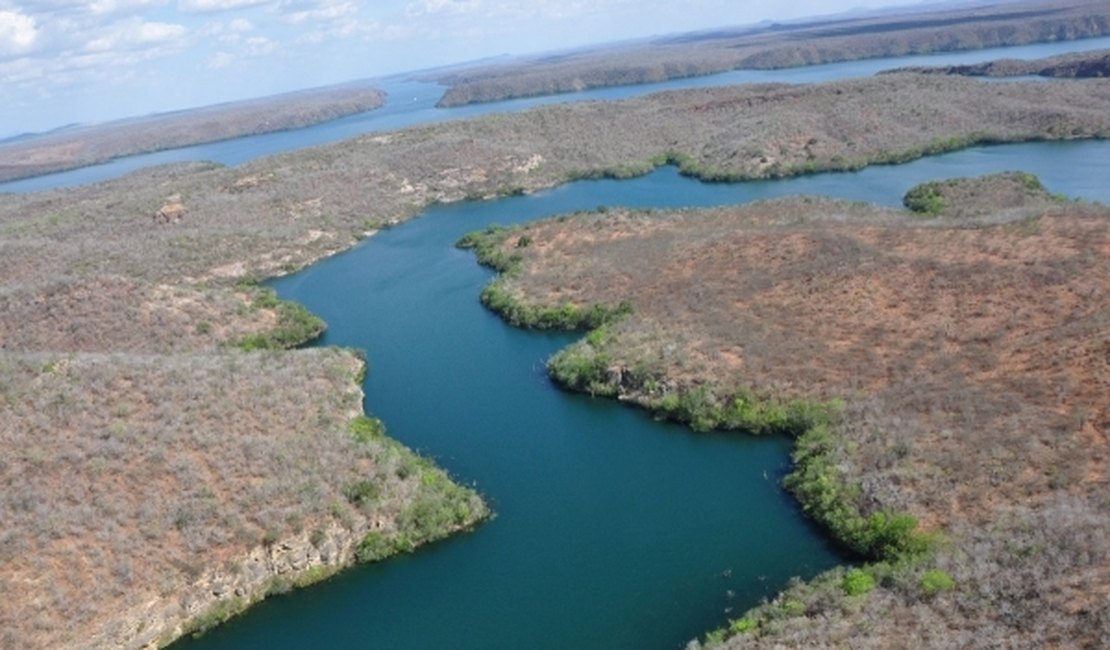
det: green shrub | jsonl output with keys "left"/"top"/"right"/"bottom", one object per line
{"left": 903, "top": 183, "right": 946, "bottom": 215}
{"left": 236, "top": 291, "right": 326, "bottom": 351}
{"left": 355, "top": 532, "right": 393, "bottom": 563}
{"left": 547, "top": 343, "right": 615, "bottom": 396}
{"left": 841, "top": 568, "right": 876, "bottom": 596}
{"left": 343, "top": 480, "right": 380, "bottom": 505}
{"left": 785, "top": 423, "right": 933, "bottom": 563}
{"left": 183, "top": 597, "right": 248, "bottom": 638}
{"left": 920, "top": 569, "right": 956, "bottom": 596}
{"left": 348, "top": 415, "right": 386, "bottom": 444}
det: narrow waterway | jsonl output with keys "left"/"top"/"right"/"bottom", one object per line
{"left": 171, "top": 140, "right": 1110, "bottom": 649}
{"left": 4, "top": 35, "right": 1109, "bottom": 193}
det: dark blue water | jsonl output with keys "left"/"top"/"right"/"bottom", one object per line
{"left": 170, "top": 139, "right": 1110, "bottom": 650}
{"left": 4, "top": 36, "right": 1109, "bottom": 193}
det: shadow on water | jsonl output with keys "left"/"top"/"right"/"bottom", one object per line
{"left": 173, "top": 140, "right": 1110, "bottom": 649}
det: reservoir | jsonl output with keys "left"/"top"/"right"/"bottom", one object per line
{"left": 171, "top": 139, "right": 1110, "bottom": 650}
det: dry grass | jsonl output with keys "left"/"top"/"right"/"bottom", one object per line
{"left": 471, "top": 175, "right": 1109, "bottom": 647}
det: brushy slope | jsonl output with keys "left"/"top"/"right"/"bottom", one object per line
{"left": 0, "top": 349, "right": 488, "bottom": 649}
{"left": 459, "top": 174, "right": 1109, "bottom": 648}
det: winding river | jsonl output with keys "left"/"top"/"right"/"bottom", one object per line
{"left": 167, "top": 139, "right": 1110, "bottom": 650}
{"left": 9, "top": 35, "right": 1109, "bottom": 650}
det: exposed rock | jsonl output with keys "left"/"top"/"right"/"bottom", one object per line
{"left": 87, "top": 521, "right": 363, "bottom": 650}
{"left": 153, "top": 202, "right": 187, "bottom": 225}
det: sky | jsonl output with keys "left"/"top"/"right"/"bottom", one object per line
{"left": 0, "top": 0, "right": 942, "bottom": 136}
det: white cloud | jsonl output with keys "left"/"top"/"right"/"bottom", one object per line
{"left": 228, "top": 17, "right": 253, "bottom": 31}
{"left": 406, "top": 0, "right": 480, "bottom": 17}
{"left": 89, "top": 0, "right": 167, "bottom": 15}
{"left": 84, "top": 18, "right": 187, "bottom": 52}
{"left": 0, "top": 10, "right": 38, "bottom": 56}
{"left": 243, "top": 34, "right": 274, "bottom": 55}
{"left": 207, "top": 50, "right": 234, "bottom": 68}
{"left": 279, "top": 0, "right": 356, "bottom": 25}
{"left": 178, "top": 0, "right": 271, "bottom": 13}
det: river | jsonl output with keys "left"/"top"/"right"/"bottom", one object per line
{"left": 167, "top": 139, "right": 1110, "bottom": 650}
{"left": 3, "top": 35, "right": 1110, "bottom": 193}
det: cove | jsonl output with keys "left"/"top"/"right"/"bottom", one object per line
{"left": 172, "top": 139, "right": 1110, "bottom": 650}
{"left": 5, "top": 35, "right": 1110, "bottom": 194}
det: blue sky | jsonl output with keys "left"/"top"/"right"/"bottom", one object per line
{"left": 0, "top": 1, "right": 935, "bottom": 135}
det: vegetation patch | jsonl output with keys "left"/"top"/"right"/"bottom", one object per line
{"left": 458, "top": 224, "right": 633, "bottom": 330}
{"left": 235, "top": 287, "right": 327, "bottom": 351}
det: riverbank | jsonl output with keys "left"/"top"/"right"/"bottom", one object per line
{"left": 429, "top": 0, "right": 1110, "bottom": 107}
{"left": 457, "top": 173, "right": 1109, "bottom": 647}
{"left": 3, "top": 73, "right": 1110, "bottom": 648}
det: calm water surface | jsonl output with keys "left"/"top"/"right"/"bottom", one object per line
{"left": 4, "top": 35, "right": 1110, "bottom": 193}
{"left": 171, "top": 140, "right": 1110, "bottom": 650}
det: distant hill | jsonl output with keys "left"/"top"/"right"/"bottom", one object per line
{"left": 426, "top": 0, "right": 1110, "bottom": 106}
{"left": 0, "top": 84, "right": 385, "bottom": 183}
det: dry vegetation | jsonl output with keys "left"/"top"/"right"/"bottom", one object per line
{"left": 0, "top": 350, "right": 486, "bottom": 649}
{"left": 3, "top": 76, "right": 1106, "bottom": 301}
{"left": 429, "top": 0, "right": 1110, "bottom": 106}
{"left": 461, "top": 174, "right": 1109, "bottom": 648}
{"left": 0, "top": 84, "right": 384, "bottom": 183}
{"left": 3, "top": 70, "right": 1110, "bottom": 649}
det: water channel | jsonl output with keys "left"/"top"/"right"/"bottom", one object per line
{"left": 170, "top": 139, "right": 1110, "bottom": 650}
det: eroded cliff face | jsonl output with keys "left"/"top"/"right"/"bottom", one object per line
{"left": 94, "top": 521, "right": 363, "bottom": 649}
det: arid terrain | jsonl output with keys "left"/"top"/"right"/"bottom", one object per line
{"left": 0, "top": 84, "right": 384, "bottom": 183}
{"left": 429, "top": 0, "right": 1110, "bottom": 106}
{"left": 2, "top": 67, "right": 1110, "bottom": 647}
{"left": 461, "top": 174, "right": 1109, "bottom": 648}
